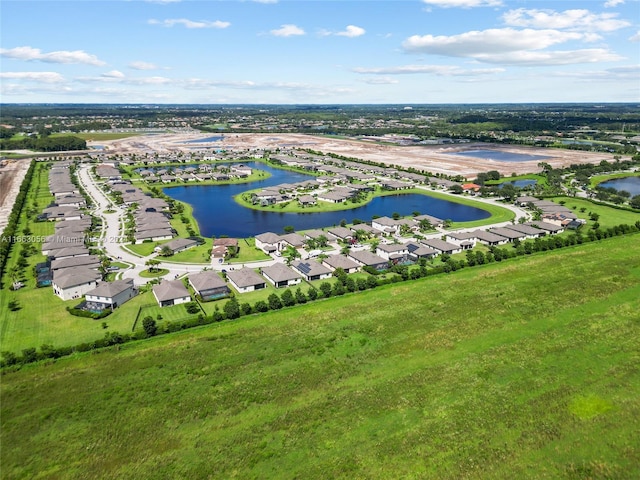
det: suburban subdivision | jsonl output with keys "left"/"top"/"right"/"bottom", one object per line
{"left": 1, "top": 104, "right": 639, "bottom": 479}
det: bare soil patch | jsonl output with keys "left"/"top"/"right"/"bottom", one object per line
{"left": 100, "top": 133, "right": 618, "bottom": 178}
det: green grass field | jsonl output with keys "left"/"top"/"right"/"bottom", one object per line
{"left": 549, "top": 196, "right": 640, "bottom": 228}
{"left": 1, "top": 235, "right": 639, "bottom": 479}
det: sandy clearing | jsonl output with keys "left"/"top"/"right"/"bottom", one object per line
{"left": 100, "top": 133, "right": 617, "bottom": 178}
{"left": 0, "top": 159, "right": 31, "bottom": 232}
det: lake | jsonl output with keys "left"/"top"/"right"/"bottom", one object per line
{"left": 185, "top": 135, "right": 225, "bottom": 143}
{"left": 598, "top": 176, "right": 640, "bottom": 196}
{"left": 499, "top": 179, "right": 537, "bottom": 188}
{"left": 163, "top": 162, "right": 490, "bottom": 237}
{"left": 452, "top": 149, "right": 550, "bottom": 162}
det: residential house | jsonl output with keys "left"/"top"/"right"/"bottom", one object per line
{"left": 290, "top": 259, "right": 332, "bottom": 281}
{"left": 260, "top": 263, "right": 303, "bottom": 288}
{"left": 421, "top": 238, "right": 462, "bottom": 255}
{"left": 488, "top": 227, "right": 527, "bottom": 243}
{"left": 189, "top": 271, "right": 230, "bottom": 300}
{"left": 474, "top": 230, "right": 509, "bottom": 246}
{"left": 376, "top": 243, "right": 410, "bottom": 262}
{"left": 52, "top": 267, "right": 101, "bottom": 301}
{"left": 322, "top": 254, "right": 361, "bottom": 273}
{"left": 445, "top": 231, "right": 477, "bottom": 249}
{"left": 503, "top": 223, "right": 546, "bottom": 239}
{"left": 161, "top": 237, "right": 199, "bottom": 254}
{"left": 152, "top": 280, "right": 191, "bottom": 307}
{"left": 255, "top": 232, "right": 282, "bottom": 254}
{"left": 226, "top": 267, "right": 267, "bottom": 293}
{"left": 327, "top": 226, "right": 354, "bottom": 243}
{"left": 84, "top": 279, "right": 136, "bottom": 312}
{"left": 348, "top": 250, "right": 389, "bottom": 271}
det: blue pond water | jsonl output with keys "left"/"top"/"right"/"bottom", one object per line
{"left": 185, "top": 136, "right": 225, "bottom": 143}
{"left": 499, "top": 179, "right": 537, "bottom": 188}
{"left": 163, "top": 162, "right": 490, "bottom": 237}
{"left": 452, "top": 149, "right": 550, "bottom": 162}
{"left": 598, "top": 176, "right": 640, "bottom": 196}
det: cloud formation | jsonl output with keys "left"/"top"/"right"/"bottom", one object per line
{"left": 336, "top": 25, "right": 366, "bottom": 37}
{"left": 128, "top": 61, "right": 159, "bottom": 70}
{"left": 270, "top": 24, "right": 305, "bottom": 37}
{"left": 401, "top": 28, "right": 623, "bottom": 65}
{"left": 353, "top": 64, "right": 504, "bottom": 76}
{"left": 148, "top": 18, "right": 230, "bottom": 29}
{"left": 422, "top": 0, "right": 503, "bottom": 8}
{"left": 0, "top": 71, "right": 65, "bottom": 83}
{"left": 0, "top": 46, "right": 105, "bottom": 66}
{"left": 502, "top": 8, "right": 630, "bottom": 32}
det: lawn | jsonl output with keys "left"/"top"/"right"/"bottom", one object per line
{"left": 548, "top": 196, "right": 640, "bottom": 228}
{"left": 1, "top": 235, "right": 639, "bottom": 479}
{"left": 0, "top": 287, "right": 152, "bottom": 353}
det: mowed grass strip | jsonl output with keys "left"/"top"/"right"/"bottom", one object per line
{"left": 1, "top": 235, "right": 639, "bottom": 480}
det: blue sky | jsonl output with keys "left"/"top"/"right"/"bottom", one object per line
{"left": 1, "top": 0, "right": 639, "bottom": 104}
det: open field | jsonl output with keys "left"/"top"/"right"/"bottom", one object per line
{"left": 102, "top": 133, "right": 621, "bottom": 178}
{"left": 2, "top": 235, "right": 639, "bottom": 479}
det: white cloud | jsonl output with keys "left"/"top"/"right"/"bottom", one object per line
{"left": 361, "top": 77, "right": 400, "bottom": 85}
{"left": 0, "top": 71, "right": 65, "bottom": 83}
{"left": 630, "top": 31, "right": 640, "bottom": 42}
{"left": 422, "top": 0, "right": 503, "bottom": 8}
{"left": 473, "top": 49, "right": 623, "bottom": 65}
{"left": 502, "top": 8, "right": 630, "bottom": 32}
{"left": 102, "top": 70, "right": 125, "bottom": 78}
{"left": 336, "top": 25, "right": 366, "bottom": 38}
{"left": 0, "top": 46, "right": 105, "bottom": 66}
{"left": 148, "top": 18, "right": 231, "bottom": 29}
{"left": 270, "top": 24, "right": 305, "bottom": 37}
{"left": 403, "top": 28, "right": 584, "bottom": 56}
{"left": 128, "top": 61, "right": 158, "bottom": 70}
{"left": 145, "top": 0, "right": 182, "bottom": 3}
{"left": 252, "top": 0, "right": 278, "bottom": 3}
{"left": 401, "top": 28, "right": 625, "bottom": 66}
{"left": 353, "top": 64, "right": 504, "bottom": 76}
{"left": 604, "top": 0, "right": 624, "bottom": 7}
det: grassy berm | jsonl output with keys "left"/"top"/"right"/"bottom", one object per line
{"left": 2, "top": 235, "right": 639, "bottom": 479}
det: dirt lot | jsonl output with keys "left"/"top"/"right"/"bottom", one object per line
{"left": 0, "top": 159, "right": 31, "bottom": 231}
{"left": 102, "top": 133, "right": 616, "bottom": 178}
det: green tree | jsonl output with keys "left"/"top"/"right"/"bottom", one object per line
{"left": 281, "top": 289, "right": 296, "bottom": 307}
{"left": 268, "top": 293, "right": 283, "bottom": 310}
{"left": 319, "top": 282, "right": 333, "bottom": 298}
{"left": 224, "top": 297, "right": 240, "bottom": 319}
{"left": 142, "top": 316, "right": 157, "bottom": 337}
{"left": 295, "top": 288, "right": 307, "bottom": 304}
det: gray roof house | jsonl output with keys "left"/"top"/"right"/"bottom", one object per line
{"left": 85, "top": 279, "right": 136, "bottom": 312}
{"left": 152, "top": 280, "right": 191, "bottom": 307}
{"left": 52, "top": 267, "right": 102, "bottom": 301}
{"left": 188, "top": 271, "right": 230, "bottom": 300}
{"left": 421, "top": 238, "right": 462, "bottom": 255}
{"left": 255, "top": 232, "right": 282, "bottom": 253}
{"left": 260, "top": 263, "right": 303, "bottom": 288}
{"left": 226, "top": 267, "right": 267, "bottom": 293}
{"left": 348, "top": 250, "right": 389, "bottom": 271}
{"left": 322, "top": 254, "right": 361, "bottom": 273}
{"left": 290, "top": 259, "right": 332, "bottom": 281}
